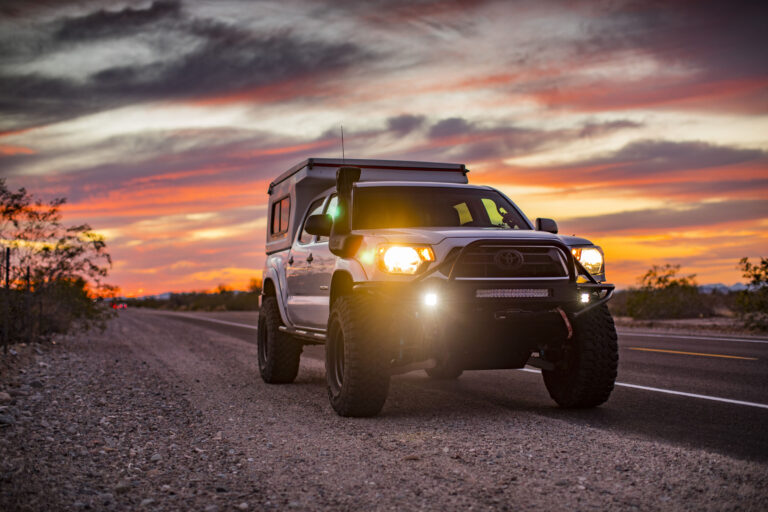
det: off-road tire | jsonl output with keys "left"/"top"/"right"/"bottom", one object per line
{"left": 542, "top": 304, "right": 618, "bottom": 408}
{"left": 257, "top": 296, "right": 302, "bottom": 384}
{"left": 326, "top": 294, "right": 391, "bottom": 417}
{"left": 425, "top": 358, "right": 463, "bottom": 380}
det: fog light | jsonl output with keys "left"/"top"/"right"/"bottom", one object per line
{"left": 580, "top": 293, "right": 590, "bottom": 304}
{"left": 424, "top": 292, "right": 438, "bottom": 307}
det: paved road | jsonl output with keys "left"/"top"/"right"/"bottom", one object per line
{"left": 155, "top": 311, "right": 768, "bottom": 462}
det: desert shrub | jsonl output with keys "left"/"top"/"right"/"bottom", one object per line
{"left": 126, "top": 290, "right": 260, "bottom": 311}
{"left": 1, "top": 179, "right": 114, "bottom": 347}
{"left": 607, "top": 289, "right": 630, "bottom": 317}
{"left": 622, "top": 264, "right": 712, "bottom": 319}
{"left": 735, "top": 257, "right": 768, "bottom": 330}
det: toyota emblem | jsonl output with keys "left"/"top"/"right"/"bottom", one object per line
{"left": 494, "top": 249, "right": 524, "bottom": 270}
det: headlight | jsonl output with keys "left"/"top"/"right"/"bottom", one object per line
{"left": 377, "top": 245, "right": 435, "bottom": 274}
{"left": 571, "top": 247, "right": 604, "bottom": 275}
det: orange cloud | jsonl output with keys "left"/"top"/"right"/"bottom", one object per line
{"left": 189, "top": 77, "right": 341, "bottom": 107}
{"left": 0, "top": 144, "right": 34, "bottom": 155}
{"left": 61, "top": 179, "right": 270, "bottom": 219}
{"left": 125, "top": 167, "right": 231, "bottom": 186}
{"left": 532, "top": 77, "right": 768, "bottom": 113}
{"left": 232, "top": 139, "right": 337, "bottom": 159}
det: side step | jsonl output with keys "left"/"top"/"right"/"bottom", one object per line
{"left": 279, "top": 325, "right": 326, "bottom": 343}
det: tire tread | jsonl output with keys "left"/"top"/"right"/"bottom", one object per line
{"left": 543, "top": 304, "right": 618, "bottom": 408}
{"left": 326, "top": 294, "right": 390, "bottom": 417}
{"left": 258, "top": 296, "right": 302, "bottom": 384}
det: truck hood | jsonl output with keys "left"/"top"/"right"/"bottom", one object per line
{"left": 355, "top": 227, "right": 595, "bottom": 247}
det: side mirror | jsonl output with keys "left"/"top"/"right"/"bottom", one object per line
{"left": 535, "top": 217, "right": 558, "bottom": 234}
{"left": 305, "top": 214, "right": 332, "bottom": 237}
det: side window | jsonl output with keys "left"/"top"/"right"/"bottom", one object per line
{"left": 317, "top": 195, "right": 338, "bottom": 243}
{"left": 298, "top": 198, "right": 325, "bottom": 244}
{"left": 271, "top": 202, "right": 280, "bottom": 235}
{"left": 270, "top": 196, "right": 290, "bottom": 238}
{"left": 280, "top": 197, "right": 290, "bottom": 233}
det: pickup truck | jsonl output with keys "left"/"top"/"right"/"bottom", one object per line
{"left": 259, "top": 158, "right": 617, "bottom": 417}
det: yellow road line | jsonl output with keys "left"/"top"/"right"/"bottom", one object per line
{"left": 628, "top": 347, "right": 757, "bottom": 361}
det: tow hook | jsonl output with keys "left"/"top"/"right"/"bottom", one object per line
{"left": 556, "top": 307, "right": 573, "bottom": 340}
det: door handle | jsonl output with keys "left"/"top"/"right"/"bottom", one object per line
{"left": 287, "top": 255, "right": 294, "bottom": 265}
{"left": 306, "top": 253, "right": 314, "bottom": 263}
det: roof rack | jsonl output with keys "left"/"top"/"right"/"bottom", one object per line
{"left": 268, "top": 158, "right": 468, "bottom": 193}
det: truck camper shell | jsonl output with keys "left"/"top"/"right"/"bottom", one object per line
{"left": 265, "top": 158, "right": 468, "bottom": 254}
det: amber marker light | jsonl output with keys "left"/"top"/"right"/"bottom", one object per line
{"left": 417, "top": 247, "right": 435, "bottom": 262}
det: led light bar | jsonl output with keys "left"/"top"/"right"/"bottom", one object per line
{"left": 476, "top": 288, "right": 551, "bottom": 299}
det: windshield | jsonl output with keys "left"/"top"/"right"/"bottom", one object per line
{"left": 352, "top": 186, "right": 530, "bottom": 230}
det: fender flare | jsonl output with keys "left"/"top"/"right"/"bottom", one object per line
{"left": 335, "top": 257, "right": 368, "bottom": 282}
{"left": 262, "top": 255, "right": 293, "bottom": 328}
{"left": 330, "top": 258, "right": 368, "bottom": 307}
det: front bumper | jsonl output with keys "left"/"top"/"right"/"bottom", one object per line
{"left": 353, "top": 266, "right": 614, "bottom": 319}
{"left": 351, "top": 240, "right": 614, "bottom": 370}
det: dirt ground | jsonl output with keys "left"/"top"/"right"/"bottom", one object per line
{"left": 1, "top": 310, "right": 767, "bottom": 511}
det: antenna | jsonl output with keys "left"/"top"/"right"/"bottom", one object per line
{"left": 340, "top": 125, "right": 345, "bottom": 163}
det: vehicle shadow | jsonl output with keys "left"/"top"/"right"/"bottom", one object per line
{"left": 381, "top": 371, "right": 768, "bottom": 463}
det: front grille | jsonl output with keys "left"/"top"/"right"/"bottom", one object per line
{"left": 452, "top": 245, "right": 568, "bottom": 279}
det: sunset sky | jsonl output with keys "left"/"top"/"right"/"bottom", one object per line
{"left": 1, "top": 0, "right": 766, "bottom": 296}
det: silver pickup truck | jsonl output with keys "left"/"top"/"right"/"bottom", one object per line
{"left": 259, "top": 158, "right": 617, "bottom": 417}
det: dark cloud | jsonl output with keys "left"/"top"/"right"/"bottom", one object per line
{"left": 90, "top": 29, "right": 363, "bottom": 100}
{"left": 560, "top": 199, "right": 768, "bottom": 234}
{"left": 429, "top": 117, "right": 473, "bottom": 139}
{"left": 0, "top": 0, "right": 101, "bottom": 19}
{"left": 603, "top": 0, "right": 768, "bottom": 81}
{"left": 2, "top": 127, "right": 342, "bottom": 205}
{"left": 0, "top": 74, "right": 86, "bottom": 129}
{"left": 634, "top": 178, "right": 768, "bottom": 201}
{"left": 530, "top": 0, "right": 768, "bottom": 113}
{"left": 55, "top": 1, "right": 182, "bottom": 41}
{"left": 310, "top": 0, "right": 494, "bottom": 27}
{"left": 560, "top": 139, "right": 766, "bottom": 178}
{"left": 0, "top": 8, "right": 371, "bottom": 132}
{"left": 386, "top": 114, "right": 426, "bottom": 135}
{"left": 420, "top": 116, "right": 646, "bottom": 162}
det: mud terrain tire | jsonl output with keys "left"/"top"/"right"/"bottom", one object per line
{"left": 257, "top": 296, "right": 302, "bottom": 384}
{"left": 326, "top": 295, "right": 391, "bottom": 417}
{"left": 543, "top": 304, "right": 618, "bottom": 408}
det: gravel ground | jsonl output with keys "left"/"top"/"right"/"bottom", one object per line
{"left": 1, "top": 310, "right": 767, "bottom": 511}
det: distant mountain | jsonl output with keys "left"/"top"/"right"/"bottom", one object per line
{"left": 698, "top": 283, "right": 748, "bottom": 294}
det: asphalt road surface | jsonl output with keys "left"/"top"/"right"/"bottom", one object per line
{"left": 6, "top": 309, "right": 768, "bottom": 511}
{"left": 158, "top": 310, "right": 768, "bottom": 463}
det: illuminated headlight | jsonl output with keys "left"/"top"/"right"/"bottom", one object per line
{"left": 571, "top": 247, "right": 604, "bottom": 275}
{"left": 378, "top": 245, "right": 435, "bottom": 274}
